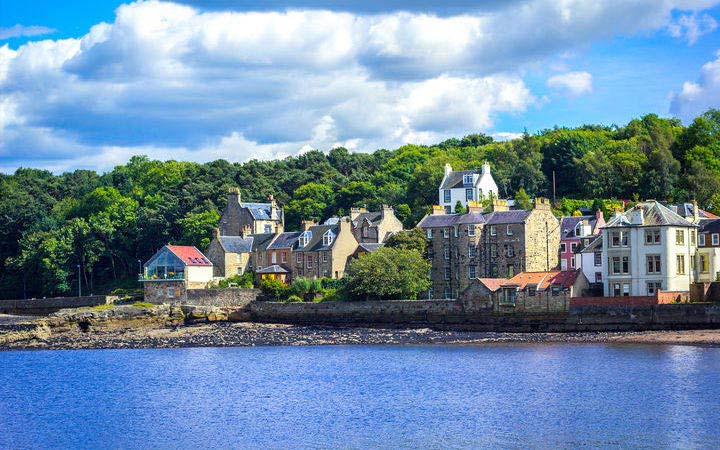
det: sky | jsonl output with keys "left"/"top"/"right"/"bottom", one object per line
{"left": 1, "top": 0, "right": 719, "bottom": 173}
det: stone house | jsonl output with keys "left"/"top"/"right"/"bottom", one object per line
{"left": 601, "top": 201, "right": 698, "bottom": 297}
{"left": 205, "top": 229, "right": 253, "bottom": 278}
{"left": 292, "top": 218, "right": 358, "bottom": 279}
{"left": 559, "top": 210, "right": 605, "bottom": 270}
{"left": 695, "top": 218, "right": 720, "bottom": 282}
{"left": 219, "top": 187, "right": 284, "bottom": 236}
{"left": 438, "top": 162, "right": 499, "bottom": 213}
{"left": 417, "top": 198, "right": 560, "bottom": 299}
{"left": 140, "top": 245, "right": 214, "bottom": 303}
{"left": 350, "top": 205, "right": 404, "bottom": 243}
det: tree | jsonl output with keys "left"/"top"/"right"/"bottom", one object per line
{"left": 384, "top": 228, "right": 427, "bottom": 254}
{"left": 345, "top": 247, "right": 430, "bottom": 300}
{"left": 514, "top": 188, "right": 532, "bottom": 210}
{"left": 454, "top": 201, "right": 466, "bottom": 214}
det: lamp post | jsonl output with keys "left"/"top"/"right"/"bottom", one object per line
{"left": 77, "top": 264, "right": 82, "bottom": 297}
{"left": 138, "top": 259, "right": 142, "bottom": 279}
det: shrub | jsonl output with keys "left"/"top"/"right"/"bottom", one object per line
{"left": 290, "top": 277, "right": 322, "bottom": 301}
{"left": 285, "top": 295, "right": 303, "bottom": 303}
{"left": 213, "top": 272, "right": 255, "bottom": 289}
{"left": 260, "top": 278, "right": 289, "bottom": 301}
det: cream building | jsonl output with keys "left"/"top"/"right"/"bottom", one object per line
{"left": 601, "top": 201, "right": 697, "bottom": 297}
{"left": 695, "top": 218, "right": 720, "bottom": 282}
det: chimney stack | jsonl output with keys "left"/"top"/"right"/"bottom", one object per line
{"left": 492, "top": 199, "right": 509, "bottom": 212}
{"left": 631, "top": 204, "right": 644, "bottom": 225}
{"left": 350, "top": 207, "right": 367, "bottom": 221}
{"left": 431, "top": 205, "right": 445, "bottom": 215}
{"left": 467, "top": 201, "right": 483, "bottom": 214}
{"left": 241, "top": 224, "right": 252, "bottom": 238}
{"left": 228, "top": 187, "right": 241, "bottom": 206}
{"left": 301, "top": 219, "right": 316, "bottom": 231}
{"left": 381, "top": 204, "right": 393, "bottom": 219}
{"left": 444, "top": 163, "right": 452, "bottom": 177}
{"left": 533, "top": 197, "right": 551, "bottom": 211}
{"left": 482, "top": 161, "right": 491, "bottom": 175}
{"left": 692, "top": 199, "right": 699, "bottom": 223}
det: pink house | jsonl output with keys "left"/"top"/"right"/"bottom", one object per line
{"left": 559, "top": 210, "right": 605, "bottom": 270}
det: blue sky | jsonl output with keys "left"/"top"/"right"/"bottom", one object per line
{"left": 1, "top": 0, "right": 719, "bottom": 173}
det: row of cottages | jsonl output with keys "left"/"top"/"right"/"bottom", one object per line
{"left": 459, "top": 270, "right": 588, "bottom": 312}
{"left": 418, "top": 198, "right": 560, "bottom": 299}
{"left": 205, "top": 188, "right": 404, "bottom": 282}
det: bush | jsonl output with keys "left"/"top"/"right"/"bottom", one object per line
{"left": 317, "top": 288, "right": 346, "bottom": 302}
{"left": 213, "top": 272, "right": 255, "bottom": 289}
{"left": 285, "top": 295, "right": 303, "bottom": 303}
{"left": 320, "top": 277, "right": 346, "bottom": 290}
{"left": 260, "top": 278, "right": 289, "bottom": 301}
{"left": 290, "top": 277, "right": 322, "bottom": 301}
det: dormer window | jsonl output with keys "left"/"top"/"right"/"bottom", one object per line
{"left": 299, "top": 231, "right": 311, "bottom": 248}
{"left": 323, "top": 230, "right": 335, "bottom": 246}
{"left": 463, "top": 174, "right": 473, "bottom": 186}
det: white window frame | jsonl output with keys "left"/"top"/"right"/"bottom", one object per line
{"left": 646, "top": 255, "right": 661, "bottom": 274}
{"left": 506, "top": 225, "right": 513, "bottom": 236}
{"left": 468, "top": 246, "right": 476, "bottom": 258}
{"left": 296, "top": 253, "right": 302, "bottom": 264}
{"left": 299, "top": 231, "right": 311, "bottom": 248}
{"left": 443, "top": 228, "right": 449, "bottom": 238}
{"left": 467, "top": 225, "right": 475, "bottom": 237}
{"left": 676, "top": 254, "right": 685, "bottom": 275}
{"left": 443, "top": 190, "right": 451, "bottom": 203}
{"left": 427, "top": 229, "right": 433, "bottom": 239}
{"left": 307, "top": 255, "right": 313, "bottom": 269}
{"left": 468, "top": 266, "right": 477, "bottom": 279}
{"left": 490, "top": 226, "right": 497, "bottom": 236}
{"left": 444, "top": 248, "right": 450, "bottom": 260}
{"left": 444, "top": 267, "right": 451, "bottom": 280}
{"left": 271, "top": 252, "right": 277, "bottom": 264}
{"left": 322, "top": 230, "right": 334, "bottom": 247}
{"left": 713, "top": 234, "right": 719, "bottom": 246}
{"left": 699, "top": 234, "right": 706, "bottom": 246}
{"left": 560, "top": 243, "right": 567, "bottom": 253}
{"left": 594, "top": 251, "right": 602, "bottom": 266}
{"left": 463, "top": 174, "right": 473, "bottom": 185}
{"left": 676, "top": 229, "right": 685, "bottom": 245}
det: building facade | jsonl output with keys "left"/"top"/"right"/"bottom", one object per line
{"left": 292, "top": 219, "right": 358, "bottom": 279}
{"left": 140, "top": 245, "right": 214, "bottom": 302}
{"left": 438, "top": 162, "right": 499, "bottom": 213}
{"left": 219, "top": 187, "right": 284, "bottom": 236}
{"left": 350, "top": 205, "right": 404, "bottom": 243}
{"left": 559, "top": 210, "right": 605, "bottom": 270}
{"left": 601, "top": 201, "right": 697, "bottom": 297}
{"left": 695, "top": 218, "right": 720, "bottom": 282}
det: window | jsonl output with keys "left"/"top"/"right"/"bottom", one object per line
{"left": 676, "top": 229, "right": 685, "bottom": 245}
{"left": 444, "top": 288, "right": 452, "bottom": 299}
{"left": 490, "top": 226, "right": 497, "bottom": 236}
{"left": 595, "top": 272, "right": 602, "bottom": 283}
{"left": 551, "top": 286, "right": 560, "bottom": 296}
{"left": 362, "top": 227, "right": 369, "bottom": 238}
{"left": 281, "top": 252, "right": 287, "bottom": 263}
{"left": 613, "top": 283, "right": 621, "bottom": 296}
{"left": 621, "top": 232, "right": 629, "bottom": 247}
{"left": 264, "top": 224, "right": 272, "bottom": 233}
{"left": 296, "top": 253, "right": 302, "bottom": 264}
{"left": 647, "top": 281, "right": 662, "bottom": 295}
{"left": 322, "top": 230, "right": 334, "bottom": 246}
{"left": 560, "top": 243, "right": 567, "bottom": 253}
{"left": 307, "top": 255, "right": 313, "bottom": 269}
{"left": 463, "top": 174, "right": 473, "bottom": 185}
{"left": 167, "top": 288, "right": 175, "bottom": 298}
{"left": 645, "top": 229, "right": 661, "bottom": 245}
{"left": 443, "top": 190, "right": 451, "bottom": 203}
{"left": 466, "top": 189, "right": 473, "bottom": 201}
{"left": 676, "top": 255, "right": 685, "bottom": 275}
{"left": 691, "top": 230, "right": 696, "bottom": 246}
{"left": 622, "top": 284, "right": 630, "bottom": 296}
{"left": 506, "top": 225, "right": 513, "bottom": 236}
{"left": 490, "top": 244, "right": 497, "bottom": 258}
{"left": 468, "top": 246, "right": 476, "bottom": 258}
{"left": 623, "top": 256, "right": 630, "bottom": 274}
{"left": 570, "top": 257, "right": 575, "bottom": 268}
{"left": 646, "top": 255, "right": 661, "bottom": 274}
{"left": 443, "top": 228, "right": 449, "bottom": 238}
{"left": 454, "top": 226, "right": 458, "bottom": 238}
{"left": 571, "top": 243, "right": 578, "bottom": 252}
{"left": 444, "top": 248, "right": 450, "bottom": 260}
{"left": 427, "top": 229, "right": 433, "bottom": 239}
{"left": 611, "top": 231, "right": 620, "bottom": 247}
{"left": 298, "top": 231, "right": 311, "bottom": 247}
{"left": 594, "top": 252, "right": 602, "bottom": 266}
{"left": 467, "top": 225, "right": 475, "bottom": 237}
{"left": 444, "top": 267, "right": 451, "bottom": 280}
{"left": 271, "top": 252, "right": 277, "bottom": 264}
{"left": 700, "top": 254, "right": 709, "bottom": 273}
{"left": 444, "top": 206, "right": 451, "bottom": 214}
{"left": 323, "top": 252, "right": 328, "bottom": 263}
{"left": 469, "top": 266, "right": 477, "bottom": 279}
{"left": 713, "top": 234, "right": 720, "bottom": 246}
{"left": 507, "top": 264, "right": 515, "bottom": 277}
{"left": 528, "top": 287, "right": 536, "bottom": 296}
{"left": 504, "top": 244, "right": 514, "bottom": 257}
{"left": 611, "top": 256, "right": 630, "bottom": 274}
{"left": 699, "top": 234, "right": 706, "bottom": 246}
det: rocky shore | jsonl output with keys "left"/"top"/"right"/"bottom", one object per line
{"left": 1, "top": 305, "right": 719, "bottom": 351}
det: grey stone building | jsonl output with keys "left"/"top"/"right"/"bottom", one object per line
{"left": 292, "top": 218, "right": 358, "bottom": 279}
{"left": 349, "top": 205, "right": 404, "bottom": 244}
{"left": 219, "top": 187, "right": 284, "bottom": 236}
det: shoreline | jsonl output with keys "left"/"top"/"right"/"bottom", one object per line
{"left": 2, "top": 316, "right": 719, "bottom": 351}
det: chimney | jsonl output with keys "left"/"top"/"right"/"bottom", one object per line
{"left": 228, "top": 187, "right": 241, "bottom": 206}
{"left": 482, "top": 161, "right": 491, "bottom": 175}
{"left": 214, "top": 227, "right": 221, "bottom": 239}
{"left": 491, "top": 199, "right": 509, "bottom": 212}
{"left": 444, "top": 163, "right": 452, "bottom": 177}
{"left": 467, "top": 201, "right": 483, "bottom": 214}
{"left": 269, "top": 194, "right": 278, "bottom": 220}
{"left": 350, "top": 207, "right": 367, "bottom": 221}
{"left": 339, "top": 217, "right": 352, "bottom": 233}
{"left": 613, "top": 207, "right": 623, "bottom": 219}
{"left": 381, "top": 204, "right": 393, "bottom": 219}
{"left": 431, "top": 205, "right": 445, "bottom": 215}
{"left": 300, "top": 219, "right": 316, "bottom": 231}
{"left": 533, "top": 197, "right": 551, "bottom": 211}
{"left": 631, "top": 204, "right": 644, "bottom": 225}
{"left": 241, "top": 224, "right": 252, "bottom": 238}
{"left": 692, "top": 199, "right": 699, "bottom": 223}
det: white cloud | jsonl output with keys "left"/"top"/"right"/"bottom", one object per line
{"left": 667, "top": 13, "right": 717, "bottom": 44}
{"left": 670, "top": 50, "right": 720, "bottom": 121}
{"left": 1, "top": 0, "right": 720, "bottom": 172}
{"left": 0, "top": 25, "right": 55, "bottom": 40}
{"left": 547, "top": 71, "right": 593, "bottom": 97}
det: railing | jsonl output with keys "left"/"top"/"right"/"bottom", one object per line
{"left": 138, "top": 273, "right": 185, "bottom": 281}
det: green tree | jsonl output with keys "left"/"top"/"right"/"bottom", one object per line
{"left": 514, "top": 188, "right": 532, "bottom": 210}
{"left": 384, "top": 228, "right": 428, "bottom": 254}
{"left": 345, "top": 247, "right": 430, "bottom": 300}
{"left": 454, "top": 201, "right": 466, "bottom": 214}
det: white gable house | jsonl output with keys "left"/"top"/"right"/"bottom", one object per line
{"left": 438, "top": 162, "right": 499, "bottom": 213}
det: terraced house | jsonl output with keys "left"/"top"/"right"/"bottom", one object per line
{"left": 695, "top": 218, "right": 720, "bottom": 282}
{"left": 292, "top": 218, "right": 358, "bottom": 279}
{"left": 601, "top": 201, "right": 697, "bottom": 296}
{"left": 418, "top": 198, "right": 560, "bottom": 299}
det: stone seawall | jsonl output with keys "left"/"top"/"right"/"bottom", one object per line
{"left": 246, "top": 300, "right": 720, "bottom": 332}
{"left": 0, "top": 295, "right": 118, "bottom": 315}
{"left": 185, "top": 288, "right": 261, "bottom": 307}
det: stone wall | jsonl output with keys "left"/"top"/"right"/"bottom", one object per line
{"left": 0, "top": 295, "right": 118, "bottom": 315}
{"left": 185, "top": 288, "right": 261, "bottom": 307}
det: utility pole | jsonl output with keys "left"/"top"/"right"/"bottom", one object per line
{"left": 552, "top": 171, "right": 556, "bottom": 204}
{"left": 77, "top": 264, "right": 82, "bottom": 297}
{"left": 546, "top": 222, "right": 549, "bottom": 271}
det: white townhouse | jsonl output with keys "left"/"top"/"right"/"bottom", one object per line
{"left": 580, "top": 234, "right": 604, "bottom": 285}
{"left": 601, "top": 201, "right": 697, "bottom": 297}
{"left": 438, "top": 162, "right": 499, "bottom": 213}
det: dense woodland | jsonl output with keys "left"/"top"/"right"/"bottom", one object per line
{"left": 1, "top": 110, "right": 719, "bottom": 299}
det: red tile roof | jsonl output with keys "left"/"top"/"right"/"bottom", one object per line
{"left": 504, "top": 270, "right": 578, "bottom": 290}
{"left": 476, "top": 278, "right": 506, "bottom": 292}
{"left": 166, "top": 245, "right": 213, "bottom": 266}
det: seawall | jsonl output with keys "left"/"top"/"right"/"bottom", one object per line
{"left": 0, "top": 295, "right": 117, "bottom": 315}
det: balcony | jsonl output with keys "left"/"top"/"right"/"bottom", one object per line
{"left": 138, "top": 272, "right": 185, "bottom": 282}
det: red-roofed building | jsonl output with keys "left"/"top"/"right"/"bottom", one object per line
{"left": 140, "top": 245, "right": 215, "bottom": 303}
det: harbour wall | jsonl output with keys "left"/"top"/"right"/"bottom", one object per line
{"left": 0, "top": 295, "right": 117, "bottom": 315}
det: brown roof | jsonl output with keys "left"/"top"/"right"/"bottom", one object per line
{"left": 504, "top": 270, "right": 578, "bottom": 290}
{"left": 476, "top": 278, "right": 505, "bottom": 292}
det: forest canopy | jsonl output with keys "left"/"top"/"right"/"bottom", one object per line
{"left": 1, "top": 110, "right": 719, "bottom": 299}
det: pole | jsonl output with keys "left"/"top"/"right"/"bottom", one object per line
{"left": 77, "top": 264, "right": 82, "bottom": 297}
{"left": 138, "top": 259, "right": 142, "bottom": 279}
{"left": 546, "top": 222, "right": 549, "bottom": 271}
{"left": 552, "top": 171, "right": 556, "bottom": 204}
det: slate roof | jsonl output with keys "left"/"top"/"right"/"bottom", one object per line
{"left": 240, "top": 202, "right": 281, "bottom": 221}
{"left": 267, "top": 232, "right": 301, "bottom": 250}
{"left": 418, "top": 212, "right": 484, "bottom": 228}
{"left": 439, "top": 170, "right": 478, "bottom": 189}
{"left": 579, "top": 235, "right": 603, "bottom": 253}
{"left": 605, "top": 201, "right": 694, "bottom": 228}
{"left": 560, "top": 216, "right": 597, "bottom": 240}
{"left": 352, "top": 211, "right": 382, "bottom": 226}
{"left": 166, "top": 245, "right": 213, "bottom": 266}
{"left": 218, "top": 236, "right": 253, "bottom": 253}
{"left": 698, "top": 218, "right": 720, "bottom": 234}
{"left": 249, "top": 233, "right": 276, "bottom": 251}
{"left": 667, "top": 203, "right": 719, "bottom": 219}
{"left": 358, "top": 243, "right": 383, "bottom": 253}
{"left": 504, "top": 270, "right": 578, "bottom": 290}
{"left": 483, "top": 210, "right": 532, "bottom": 225}
{"left": 295, "top": 224, "right": 338, "bottom": 252}
{"left": 256, "top": 264, "right": 289, "bottom": 274}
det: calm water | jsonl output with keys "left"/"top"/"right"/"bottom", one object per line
{"left": 1, "top": 344, "right": 719, "bottom": 449}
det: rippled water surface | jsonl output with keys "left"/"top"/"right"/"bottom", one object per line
{"left": 1, "top": 344, "right": 719, "bottom": 449}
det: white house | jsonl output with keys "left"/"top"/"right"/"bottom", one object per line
{"left": 438, "top": 162, "right": 499, "bottom": 213}
{"left": 579, "top": 234, "right": 604, "bottom": 285}
{"left": 601, "top": 201, "right": 697, "bottom": 297}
